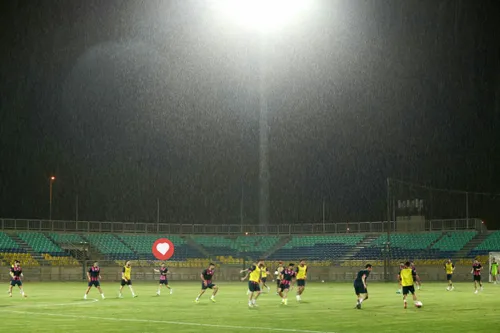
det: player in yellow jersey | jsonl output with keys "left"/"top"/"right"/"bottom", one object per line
{"left": 241, "top": 260, "right": 264, "bottom": 307}
{"left": 444, "top": 259, "right": 455, "bottom": 291}
{"left": 295, "top": 259, "right": 308, "bottom": 302}
{"left": 400, "top": 261, "right": 420, "bottom": 309}
{"left": 260, "top": 264, "right": 271, "bottom": 292}
{"left": 119, "top": 261, "right": 137, "bottom": 298}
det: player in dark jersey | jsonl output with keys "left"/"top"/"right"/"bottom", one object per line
{"left": 278, "top": 263, "right": 297, "bottom": 305}
{"left": 354, "top": 264, "right": 372, "bottom": 309}
{"left": 410, "top": 261, "right": 421, "bottom": 290}
{"left": 8, "top": 260, "right": 26, "bottom": 298}
{"left": 195, "top": 263, "right": 218, "bottom": 303}
{"left": 154, "top": 263, "right": 172, "bottom": 296}
{"left": 275, "top": 262, "right": 284, "bottom": 295}
{"left": 84, "top": 261, "right": 105, "bottom": 300}
{"left": 471, "top": 259, "right": 483, "bottom": 294}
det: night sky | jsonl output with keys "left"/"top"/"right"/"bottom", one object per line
{"left": 1, "top": 0, "right": 499, "bottom": 227}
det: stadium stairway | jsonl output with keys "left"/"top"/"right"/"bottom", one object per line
{"left": 340, "top": 234, "right": 378, "bottom": 261}
{"left": 9, "top": 234, "right": 49, "bottom": 265}
{"left": 454, "top": 232, "right": 490, "bottom": 259}
{"left": 262, "top": 236, "right": 291, "bottom": 259}
{"left": 183, "top": 236, "right": 212, "bottom": 259}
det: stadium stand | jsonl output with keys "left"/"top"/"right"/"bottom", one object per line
{"left": 354, "top": 232, "right": 441, "bottom": 260}
{"left": 0, "top": 252, "right": 39, "bottom": 266}
{"left": 428, "top": 230, "right": 477, "bottom": 258}
{"left": 118, "top": 234, "right": 205, "bottom": 260}
{"left": 49, "top": 232, "right": 85, "bottom": 244}
{"left": 190, "top": 235, "right": 280, "bottom": 260}
{"left": 18, "top": 232, "right": 65, "bottom": 256}
{"left": 269, "top": 235, "right": 365, "bottom": 260}
{"left": 469, "top": 230, "right": 500, "bottom": 256}
{"left": 0, "top": 232, "right": 22, "bottom": 252}
{"left": 85, "top": 234, "right": 135, "bottom": 260}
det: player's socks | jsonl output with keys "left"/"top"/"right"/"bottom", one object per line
{"left": 84, "top": 294, "right": 87, "bottom": 300}
{"left": 170, "top": 289, "right": 173, "bottom": 294}
{"left": 284, "top": 299, "right": 288, "bottom": 305}
{"left": 210, "top": 296, "right": 216, "bottom": 303}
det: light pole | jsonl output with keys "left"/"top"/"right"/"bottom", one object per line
{"left": 49, "top": 176, "right": 56, "bottom": 221}
{"left": 211, "top": 0, "right": 311, "bottom": 230}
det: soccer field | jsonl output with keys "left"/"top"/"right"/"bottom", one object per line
{"left": 2, "top": 281, "right": 498, "bottom": 333}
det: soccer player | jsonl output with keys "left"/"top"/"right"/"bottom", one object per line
{"left": 119, "top": 261, "right": 137, "bottom": 298}
{"left": 444, "top": 259, "right": 455, "bottom": 291}
{"left": 260, "top": 263, "right": 271, "bottom": 292}
{"left": 84, "top": 261, "right": 105, "bottom": 300}
{"left": 295, "top": 259, "right": 308, "bottom": 302}
{"left": 410, "top": 261, "right": 422, "bottom": 290}
{"left": 195, "top": 263, "right": 218, "bottom": 303}
{"left": 472, "top": 259, "right": 483, "bottom": 294}
{"left": 241, "top": 260, "right": 264, "bottom": 307}
{"left": 491, "top": 258, "right": 498, "bottom": 285}
{"left": 354, "top": 264, "right": 372, "bottom": 309}
{"left": 8, "top": 260, "right": 26, "bottom": 298}
{"left": 154, "top": 263, "right": 173, "bottom": 296}
{"left": 278, "top": 263, "right": 296, "bottom": 305}
{"left": 275, "top": 262, "right": 284, "bottom": 295}
{"left": 400, "top": 261, "right": 421, "bottom": 309}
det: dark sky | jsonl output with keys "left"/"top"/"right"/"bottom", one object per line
{"left": 1, "top": 0, "right": 499, "bottom": 227}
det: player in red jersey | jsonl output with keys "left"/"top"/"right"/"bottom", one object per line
{"left": 154, "top": 263, "right": 173, "bottom": 296}
{"left": 84, "top": 261, "right": 105, "bottom": 299}
{"left": 8, "top": 260, "right": 26, "bottom": 298}
{"left": 471, "top": 259, "right": 483, "bottom": 294}
{"left": 195, "top": 263, "right": 218, "bottom": 303}
{"left": 278, "top": 263, "right": 297, "bottom": 305}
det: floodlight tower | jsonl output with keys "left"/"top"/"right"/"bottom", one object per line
{"left": 213, "top": 0, "right": 310, "bottom": 230}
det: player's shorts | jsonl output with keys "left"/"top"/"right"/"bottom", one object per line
{"left": 354, "top": 282, "right": 367, "bottom": 295}
{"left": 10, "top": 280, "right": 22, "bottom": 287}
{"left": 297, "top": 279, "right": 306, "bottom": 287}
{"left": 473, "top": 275, "right": 481, "bottom": 282}
{"left": 248, "top": 281, "right": 261, "bottom": 292}
{"left": 446, "top": 274, "right": 453, "bottom": 281}
{"left": 121, "top": 279, "right": 132, "bottom": 286}
{"left": 159, "top": 279, "right": 169, "bottom": 285}
{"left": 261, "top": 277, "right": 267, "bottom": 283}
{"left": 279, "top": 283, "right": 290, "bottom": 291}
{"left": 276, "top": 279, "right": 281, "bottom": 286}
{"left": 201, "top": 282, "right": 216, "bottom": 290}
{"left": 88, "top": 280, "right": 100, "bottom": 287}
{"left": 402, "top": 285, "right": 415, "bottom": 295}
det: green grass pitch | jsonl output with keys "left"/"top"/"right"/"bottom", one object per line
{"left": 2, "top": 281, "right": 498, "bottom": 332}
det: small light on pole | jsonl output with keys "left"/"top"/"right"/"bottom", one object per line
{"left": 49, "top": 176, "right": 56, "bottom": 221}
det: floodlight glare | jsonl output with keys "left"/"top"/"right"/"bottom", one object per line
{"left": 211, "top": 0, "right": 310, "bottom": 33}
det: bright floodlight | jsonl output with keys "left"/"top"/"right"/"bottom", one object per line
{"left": 212, "top": 0, "right": 310, "bottom": 32}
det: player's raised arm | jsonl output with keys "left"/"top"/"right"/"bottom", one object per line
{"left": 153, "top": 268, "right": 160, "bottom": 273}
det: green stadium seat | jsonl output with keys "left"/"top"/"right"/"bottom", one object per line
{"left": 18, "top": 232, "right": 63, "bottom": 254}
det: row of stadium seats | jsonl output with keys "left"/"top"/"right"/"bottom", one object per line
{"left": 43, "top": 253, "right": 80, "bottom": 266}
{"left": 0, "top": 252, "right": 39, "bottom": 266}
